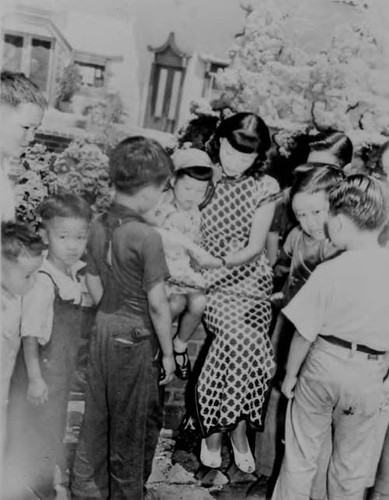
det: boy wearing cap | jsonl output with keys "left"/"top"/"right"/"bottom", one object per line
{"left": 71, "top": 137, "right": 175, "bottom": 500}
{"left": 147, "top": 147, "right": 222, "bottom": 380}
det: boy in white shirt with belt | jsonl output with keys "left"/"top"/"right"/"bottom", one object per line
{"left": 272, "top": 175, "right": 389, "bottom": 500}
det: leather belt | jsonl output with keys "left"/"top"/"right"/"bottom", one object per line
{"left": 319, "top": 335, "right": 386, "bottom": 356}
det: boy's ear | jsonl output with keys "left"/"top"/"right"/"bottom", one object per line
{"left": 39, "top": 227, "right": 49, "bottom": 245}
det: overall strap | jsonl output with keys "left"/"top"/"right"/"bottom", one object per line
{"left": 100, "top": 213, "right": 134, "bottom": 267}
{"left": 39, "top": 269, "right": 60, "bottom": 296}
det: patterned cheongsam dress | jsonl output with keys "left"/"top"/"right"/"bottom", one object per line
{"left": 196, "top": 173, "right": 280, "bottom": 436}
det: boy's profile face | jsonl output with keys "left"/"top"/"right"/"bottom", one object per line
{"left": 0, "top": 102, "right": 44, "bottom": 160}
{"left": 1, "top": 253, "right": 43, "bottom": 296}
{"left": 172, "top": 175, "right": 208, "bottom": 211}
{"left": 292, "top": 190, "right": 329, "bottom": 240}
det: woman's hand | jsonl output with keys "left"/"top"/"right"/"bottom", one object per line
{"left": 27, "top": 377, "right": 48, "bottom": 406}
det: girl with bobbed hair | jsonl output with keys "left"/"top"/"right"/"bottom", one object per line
{"left": 195, "top": 112, "right": 280, "bottom": 475}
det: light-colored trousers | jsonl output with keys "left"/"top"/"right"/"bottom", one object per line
{"left": 272, "top": 337, "right": 389, "bottom": 500}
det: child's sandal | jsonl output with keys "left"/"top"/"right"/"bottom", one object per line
{"left": 173, "top": 349, "right": 191, "bottom": 380}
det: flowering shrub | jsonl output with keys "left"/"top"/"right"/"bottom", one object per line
{"left": 15, "top": 144, "right": 58, "bottom": 228}
{"left": 213, "top": 0, "right": 389, "bottom": 153}
{"left": 15, "top": 140, "right": 113, "bottom": 227}
{"left": 53, "top": 139, "right": 113, "bottom": 213}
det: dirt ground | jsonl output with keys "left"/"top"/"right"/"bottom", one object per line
{"left": 63, "top": 401, "right": 269, "bottom": 500}
{"left": 145, "top": 430, "right": 269, "bottom": 500}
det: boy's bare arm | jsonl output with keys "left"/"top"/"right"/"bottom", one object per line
{"left": 86, "top": 272, "right": 104, "bottom": 305}
{"left": 23, "top": 336, "right": 48, "bottom": 406}
{"left": 282, "top": 330, "right": 312, "bottom": 399}
{"left": 148, "top": 282, "right": 175, "bottom": 385}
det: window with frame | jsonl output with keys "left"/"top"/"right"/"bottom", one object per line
{"left": 75, "top": 62, "right": 105, "bottom": 88}
{"left": 202, "top": 61, "right": 228, "bottom": 102}
{"left": 2, "top": 32, "right": 53, "bottom": 92}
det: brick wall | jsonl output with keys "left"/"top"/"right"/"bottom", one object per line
{"left": 34, "top": 132, "right": 73, "bottom": 153}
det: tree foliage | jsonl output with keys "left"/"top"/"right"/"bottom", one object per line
{"left": 215, "top": 0, "right": 389, "bottom": 147}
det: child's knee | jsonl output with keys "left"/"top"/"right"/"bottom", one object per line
{"left": 169, "top": 294, "right": 187, "bottom": 317}
{"left": 188, "top": 293, "right": 206, "bottom": 316}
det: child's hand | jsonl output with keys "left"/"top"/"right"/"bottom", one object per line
{"left": 27, "top": 378, "right": 48, "bottom": 406}
{"left": 270, "top": 292, "right": 285, "bottom": 308}
{"left": 281, "top": 374, "right": 297, "bottom": 399}
{"left": 159, "top": 354, "right": 175, "bottom": 386}
{"left": 188, "top": 248, "right": 221, "bottom": 269}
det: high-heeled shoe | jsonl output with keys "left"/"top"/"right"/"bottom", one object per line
{"left": 229, "top": 434, "right": 255, "bottom": 473}
{"left": 200, "top": 438, "right": 222, "bottom": 468}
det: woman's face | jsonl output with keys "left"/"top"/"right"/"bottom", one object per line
{"left": 219, "top": 138, "right": 258, "bottom": 178}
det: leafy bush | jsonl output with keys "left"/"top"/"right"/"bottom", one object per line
{"left": 15, "top": 140, "right": 113, "bottom": 227}
{"left": 56, "top": 64, "right": 82, "bottom": 107}
{"left": 53, "top": 139, "right": 113, "bottom": 213}
{"left": 15, "top": 144, "right": 58, "bottom": 228}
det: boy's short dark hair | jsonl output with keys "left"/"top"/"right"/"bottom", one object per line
{"left": 109, "top": 136, "right": 173, "bottom": 195}
{"left": 38, "top": 192, "right": 93, "bottom": 226}
{"left": 1, "top": 71, "right": 47, "bottom": 109}
{"left": 329, "top": 174, "right": 388, "bottom": 230}
{"left": 2, "top": 221, "right": 46, "bottom": 262}
{"left": 290, "top": 165, "right": 345, "bottom": 201}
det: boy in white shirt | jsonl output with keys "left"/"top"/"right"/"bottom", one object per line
{"left": 272, "top": 175, "right": 389, "bottom": 500}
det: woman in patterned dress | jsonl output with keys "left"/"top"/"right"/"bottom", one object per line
{"left": 196, "top": 113, "right": 280, "bottom": 473}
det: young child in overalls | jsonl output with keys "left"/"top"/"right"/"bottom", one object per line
{"left": 5, "top": 193, "right": 92, "bottom": 500}
{"left": 148, "top": 147, "right": 222, "bottom": 379}
{"left": 271, "top": 175, "right": 389, "bottom": 500}
{"left": 70, "top": 136, "right": 175, "bottom": 500}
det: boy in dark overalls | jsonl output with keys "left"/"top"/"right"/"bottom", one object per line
{"left": 71, "top": 137, "right": 175, "bottom": 500}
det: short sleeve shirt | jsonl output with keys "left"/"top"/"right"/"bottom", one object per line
{"left": 282, "top": 226, "right": 341, "bottom": 303}
{"left": 282, "top": 248, "right": 389, "bottom": 351}
{"left": 86, "top": 203, "right": 169, "bottom": 325}
{"left": 21, "top": 259, "right": 84, "bottom": 345}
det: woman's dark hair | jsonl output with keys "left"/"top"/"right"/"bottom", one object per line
{"left": 38, "top": 192, "right": 93, "bottom": 226}
{"left": 290, "top": 165, "right": 345, "bottom": 202}
{"left": 207, "top": 112, "right": 271, "bottom": 178}
{"left": 177, "top": 115, "right": 219, "bottom": 151}
{"left": 109, "top": 136, "right": 173, "bottom": 194}
{"left": 308, "top": 131, "right": 353, "bottom": 168}
{"left": 267, "top": 132, "right": 311, "bottom": 189}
